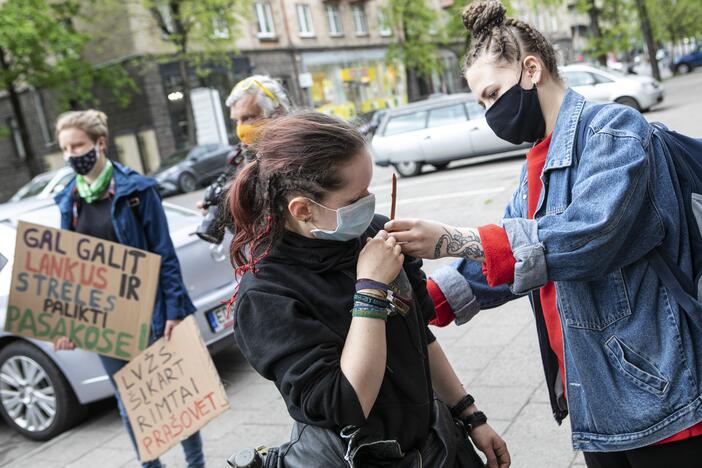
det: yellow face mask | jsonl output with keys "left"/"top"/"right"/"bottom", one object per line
{"left": 236, "top": 120, "right": 268, "bottom": 146}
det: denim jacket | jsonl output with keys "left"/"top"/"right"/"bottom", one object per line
{"left": 431, "top": 89, "right": 702, "bottom": 451}
{"left": 55, "top": 162, "right": 196, "bottom": 339}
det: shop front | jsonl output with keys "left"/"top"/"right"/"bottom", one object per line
{"left": 302, "top": 48, "right": 408, "bottom": 120}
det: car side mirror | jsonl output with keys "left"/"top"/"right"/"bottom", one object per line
{"left": 52, "top": 184, "right": 65, "bottom": 193}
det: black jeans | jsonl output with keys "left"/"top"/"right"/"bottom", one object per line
{"left": 584, "top": 435, "right": 702, "bottom": 468}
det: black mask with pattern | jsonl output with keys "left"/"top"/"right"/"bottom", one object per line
{"left": 67, "top": 147, "right": 98, "bottom": 175}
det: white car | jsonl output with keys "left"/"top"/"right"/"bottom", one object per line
{"left": 9, "top": 167, "right": 75, "bottom": 203}
{"left": 561, "top": 64, "right": 664, "bottom": 112}
{"left": 371, "top": 94, "right": 528, "bottom": 177}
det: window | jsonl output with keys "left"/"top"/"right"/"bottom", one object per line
{"left": 255, "top": 2, "right": 276, "bottom": 38}
{"left": 326, "top": 3, "right": 343, "bottom": 36}
{"left": 591, "top": 72, "right": 614, "bottom": 84}
{"left": 7, "top": 117, "right": 25, "bottom": 159}
{"left": 465, "top": 101, "right": 486, "bottom": 120}
{"left": 296, "top": 4, "right": 315, "bottom": 37}
{"left": 562, "top": 71, "right": 595, "bottom": 87}
{"left": 378, "top": 9, "right": 392, "bottom": 36}
{"left": 383, "top": 111, "right": 428, "bottom": 136}
{"left": 352, "top": 4, "right": 368, "bottom": 36}
{"left": 427, "top": 104, "right": 467, "bottom": 128}
{"left": 212, "top": 16, "right": 230, "bottom": 39}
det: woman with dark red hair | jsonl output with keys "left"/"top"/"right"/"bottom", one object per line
{"left": 227, "top": 112, "right": 510, "bottom": 467}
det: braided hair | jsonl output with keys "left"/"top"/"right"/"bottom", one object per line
{"left": 462, "top": 0, "right": 561, "bottom": 80}
{"left": 228, "top": 111, "right": 367, "bottom": 268}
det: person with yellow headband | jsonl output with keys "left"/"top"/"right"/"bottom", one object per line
{"left": 195, "top": 75, "right": 291, "bottom": 243}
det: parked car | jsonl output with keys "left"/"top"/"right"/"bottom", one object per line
{"left": 356, "top": 109, "right": 389, "bottom": 139}
{"left": 9, "top": 167, "right": 75, "bottom": 203}
{"left": 560, "top": 64, "right": 664, "bottom": 112}
{"left": 149, "top": 144, "right": 235, "bottom": 196}
{"left": 371, "top": 93, "right": 529, "bottom": 177}
{"left": 671, "top": 45, "right": 702, "bottom": 74}
{"left": 0, "top": 198, "right": 236, "bottom": 440}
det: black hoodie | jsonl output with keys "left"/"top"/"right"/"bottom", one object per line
{"left": 233, "top": 215, "right": 438, "bottom": 451}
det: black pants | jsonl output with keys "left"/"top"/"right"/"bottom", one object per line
{"left": 584, "top": 435, "right": 702, "bottom": 468}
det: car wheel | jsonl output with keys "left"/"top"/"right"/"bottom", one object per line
{"left": 393, "top": 161, "right": 423, "bottom": 177}
{"left": 677, "top": 63, "right": 692, "bottom": 74}
{"left": 178, "top": 173, "right": 197, "bottom": 193}
{"left": 0, "top": 341, "right": 85, "bottom": 440}
{"left": 615, "top": 97, "right": 641, "bottom": 112}
{"left": 432, "top": 162, "right": 450, "bottom": 171}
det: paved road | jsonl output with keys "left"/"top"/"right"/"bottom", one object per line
{"left": 2, "top": 70, "right": 700, "bottom": 468}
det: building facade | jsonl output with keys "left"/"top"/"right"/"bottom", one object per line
{"left": 0, "top": 0, "right": 463, "bottom": 201}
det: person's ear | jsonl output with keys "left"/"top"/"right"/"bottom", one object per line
{"left": 522, "top": 55, "right": 543, "bottom": 87}
{"left": 95, "top": 136, "right": 106, "bottom": 154}
{"left": 288, "top": 196, "right": 314, "bottom": 223}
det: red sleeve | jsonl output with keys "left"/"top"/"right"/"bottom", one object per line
{"left": 426, "top": 279, "right": 455, "bottom": 327}
{"left": 478, "top": 224, "right": 516, "bottom": 287}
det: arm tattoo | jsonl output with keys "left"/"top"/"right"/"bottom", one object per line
{"left": 433, "top": 228, "right": 485, "bottom": 260}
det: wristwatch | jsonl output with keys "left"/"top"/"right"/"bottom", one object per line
{"left": 459, "top": 410, "right": 488, "bottom": 433}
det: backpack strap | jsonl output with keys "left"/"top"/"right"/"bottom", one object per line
{"left": 127, "top": 194, "right": 141, "bottom": 223}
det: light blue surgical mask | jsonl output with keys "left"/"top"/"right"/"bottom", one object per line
{"left": 309, "top": 193, "right": 376, "bottom": 241}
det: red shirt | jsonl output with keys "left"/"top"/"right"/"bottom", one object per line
{"left": 437, "top": 133, "right": 702, "bottom": 445}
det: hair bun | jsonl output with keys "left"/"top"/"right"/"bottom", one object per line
{"left": 462, "top": 0, "right": 506, "bottom": 36}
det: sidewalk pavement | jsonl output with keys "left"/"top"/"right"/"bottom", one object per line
{"left": 2, "top": 283, "right": 587, "bottom": 468}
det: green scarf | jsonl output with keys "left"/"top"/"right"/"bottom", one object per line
{"left": 76, "top": 159, "right": 113, "bottom": 203}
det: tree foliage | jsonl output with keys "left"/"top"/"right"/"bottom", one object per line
{"left": 384, "top": 0, "right": 442, "bottom": 80}
{"left": 0, "top": 0, "right": 137, "bottom": 176}
{"left": 138, "top": 0, "right": 251, "bottom": 145}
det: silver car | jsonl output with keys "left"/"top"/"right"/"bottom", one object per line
{"left": 9, "top": 167, "right": 75, "bottom": 203}
{"left": 370, "top": 93, "right": 528, "bottom": 177}
{"left": 560, "top": 64, "right": 664, "bottom": 112}
{"left": 0, "top": 199, "right": 236, "bottom": 440}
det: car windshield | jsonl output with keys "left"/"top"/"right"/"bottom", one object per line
{"left": 10, "top": 173, "right": 54, "bottom": 201}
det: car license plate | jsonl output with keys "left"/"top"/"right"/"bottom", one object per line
{"left": 206, "top": 304, "right": 233, "bottom": 333}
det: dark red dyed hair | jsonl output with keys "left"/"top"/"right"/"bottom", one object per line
{"left": 228, "top": 111, "right": 367, "bottom": 268}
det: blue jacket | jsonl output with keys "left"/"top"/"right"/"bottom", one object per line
{"left": 431, "top": 89, "right": 702, "bottom": 451}
{"left": 55, "top": 162, "right": 196, "bottom": 339}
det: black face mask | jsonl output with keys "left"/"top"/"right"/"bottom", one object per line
{"left": 484, "top": 67, "right": 546, "bottom": 145}
{"left": 67, "top": 146, "right": 98, "bottom": 175}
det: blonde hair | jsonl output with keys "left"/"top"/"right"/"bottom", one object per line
{"left": 55, "top": 109, "right": 109, "bottom": 142}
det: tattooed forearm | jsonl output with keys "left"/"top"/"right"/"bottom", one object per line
{"left": 433, "top": 228, "right": 485, "bottom": 261}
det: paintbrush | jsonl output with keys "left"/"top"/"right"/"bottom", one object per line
{"left": 390, "top": 173, "right": 397, "bottom": 221}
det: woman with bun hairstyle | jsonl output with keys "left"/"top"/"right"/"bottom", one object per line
{"left": 229, "top": 112, "right": 510, "bottom": 467}
{"left": 385, "top": 1, "right": 702, "bottom": 467}
{"left": 52, "top": 110, "right": 205, "bottom": 468}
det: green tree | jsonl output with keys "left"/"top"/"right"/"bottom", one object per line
{"left": 0, "top": 0, "right": 136, "bottom": 177}
{"left": 647, "top": 0, "right": 702, "bottom": 61}
{"left": 384, "top": 0, "right": 442, "bottom": 101}
{"left": 572, "top": 0, "right": 637, "bottom": 66}
{"left": 140, "top": 0, "right": 250, "bottom": 146}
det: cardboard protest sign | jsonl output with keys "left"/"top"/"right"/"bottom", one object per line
{"left": 4, "top": 221, "right": 161, "bottom": 360}
{"left": 115, "top": 315, "right": 230, "bottom": 461}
